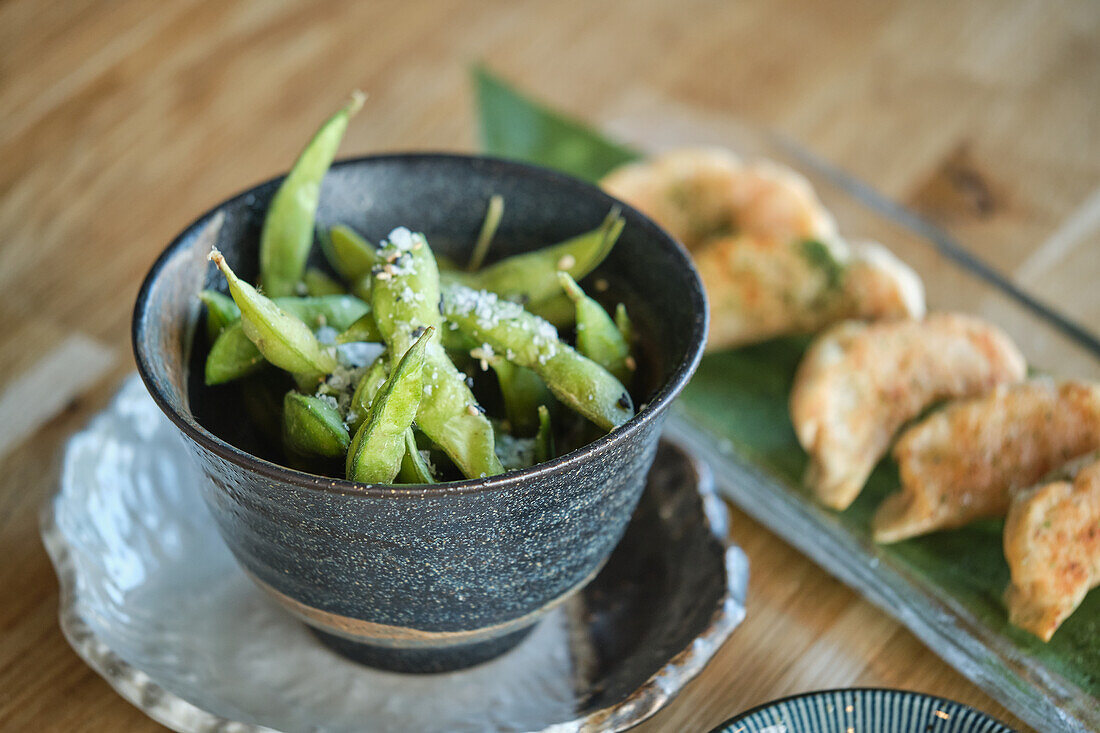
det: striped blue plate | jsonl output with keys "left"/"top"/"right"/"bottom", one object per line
{"left": 714, "top": 689, "right": 1014, "bottom": 732}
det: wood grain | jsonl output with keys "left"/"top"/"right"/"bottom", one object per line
{"left": 3, "top": 1, "right": 1097, "bottom": 730}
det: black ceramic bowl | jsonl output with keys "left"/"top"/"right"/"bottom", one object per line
{"left": 132, "top": 153, "right": 707, "bottom": 673}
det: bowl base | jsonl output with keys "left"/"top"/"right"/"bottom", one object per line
{"left": 310, "top": 624, "right": 538, "bottom": 673}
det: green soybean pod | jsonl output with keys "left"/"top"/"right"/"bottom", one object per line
{"left": 199, "top": 289, "right": 240, "bottom": 342}
{"left": 526, "top": 292, "right": 576, "bottom": 328}
{"left": 558, "top": 272, "right": 633, "bottom": 383}
{"left": 322, "top": 224, "right": 379, "bottom": 284}
{"left": 207, "top": 323, "right": 268, "bottom": 385}
{"left": 467, "top": 193, "right": 504, "bottom": 272}
{"left": 442, "top": 207, "right": 623, "bottom": 308}
{"left": 205, "top": 293, "right": 371, "bottom": 385}
{"left": 371, "top": 229, "right": 503, "bottom": 479}
{"left": 490, "top": 357, "right": 551, "bottom": 436}
{"left": 397, "top": 429, "right": 436, "bottom": 483}
{"left": 260, "top": 92, "right": 364, "bottom": 297}
{"left": 211, "top": 249, "right": 338, "bottom": 380}
{"left": 272, "top": 295, "right": 372, "bottom": 330}
{"left": 614, "top": 303, "right": 633, "bottom": 344}
{"left": 347, "top": 353, "right": 389, "bottom": 431}
{"left": 535, "top": 404, "right": 554, "bottom": 464}
{"left": 442, "top": 283, "right": 633, "bottom": 432}
{"left": 346, "top": 327, "right": 432, "bottom": 484}
{"left": 283, "top": 391, "right": 351, "bottom": 458}
{"left": 335, "top": 312, "right": 382, "bottom": 344}
{"left": 303, "top": 268, "right": 346, "bottom": 296}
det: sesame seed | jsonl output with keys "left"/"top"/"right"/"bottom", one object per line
{"left": 557, "top": 254, "right": 576, "bottom": 270}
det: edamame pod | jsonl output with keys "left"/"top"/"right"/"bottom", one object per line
{"left": 347, "top": 353, "right": 389, "bottom": 431}
{"left": 199, "top": 289, "right": 240, "bottom": 341}
{"left": 490, "top": 357, "right": 551, "bottom": 436}
{"left": 303, "top": 268, "right": 346, "bottom": 296}
{"left": 322, "top": 224, "right": 379, "bottom": 283}
{"left": 205, "top": 294, "right": 372, "bottom": 385}
{"left": 467, "top": 194, "right": 503, "bottom": 271}
{"left": 442, "top": 283, "right": 633, "bottom": 431}
{"left": 283, "top": 391, "right": 351, "bottom": 458}
{"left": 558, "top": 272, "right": 633, "bottom": 382}
{"left": 442, "top": 208, "right": 623, "bottom": 308}
{"left": 614, "top": 302, "right": 633, "bottom": 344}
{"left": 346, "top": 327, "right": 432, "bottom": 483}
{"left": 371, "top": 228, "right": 503, "bottom": 478}
{"left": 397, "top": 429, "right": 436, "bottom": 483}
{"left": 535, "top": 404, "right": 554, "bottom": 464}
{"left": 211, "top": 250, "right": 337, "bottom": 380}
{"left": 335, "top": 312, "right": 382, "bottom": 344}
{"left": 526, "top": 292, "right": 576, "bottom": 328}
{"left": 260, "top": 93, "right": 364, "bottom": 297}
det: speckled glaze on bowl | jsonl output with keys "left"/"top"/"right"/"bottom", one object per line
{"left": 132, "top": 153, "right": 707, "bottom": 672}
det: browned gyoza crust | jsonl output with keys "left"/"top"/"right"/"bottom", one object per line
{"left": 874, "top": 379, "right": 1100, "bottom": 543}
{"left": 790, "top": 313, "right": 1026, "bottom": 511}
{"left": 1004, "top": 453, "right": 1100, "bottom": 641}
{"left": 601, "top": 147, "right": 836, "bottom": 252}
{"left": 698, "top": 236, "right": 923, "bottom": 348}
{"left": 602, "top": 148, "right": 924, "bottom": 350}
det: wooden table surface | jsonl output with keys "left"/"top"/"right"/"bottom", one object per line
{"left": 2, "top": 1, "right": 1098, "bottom": 730}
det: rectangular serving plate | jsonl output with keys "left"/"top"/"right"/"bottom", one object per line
{"left": 596, "top": 91, "right": 1099, "bottom": 733}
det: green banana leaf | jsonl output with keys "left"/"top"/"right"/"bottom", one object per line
{"left": 474, "top": 65, "right": 640, "bottom": 182}
{"left": 471, "top": 67, "right": 1100, "bottom": 699}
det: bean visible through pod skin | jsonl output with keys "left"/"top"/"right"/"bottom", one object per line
{"left": 442, "top": 283, "right": 634, "bottom": 431}
{"left": 260, "top": 93, "right": 364, "bottom": 297}
{"left": 210, "top": 249, "right": 338, "bottom": 380}
{"left": 371, "top": 228, "right": 503, "bottom": 479}
{"left": 441, "top": 207, "right": 623, "bottom": 310}
{"left": 283, "top": 391, "right": 350, "bottom": 458}
{"left": 346, "top": 327, "right": 432, "bottom": 483}
{"left": 205, "top": 294, "right": 373, "bottom": 385}
{"left": 199, "top": 289, "right": 240, "bottom": 342}
{"left": 558, "top": 272, "right": 633, "bottom": 383}
{"left": 398, "top": 429, "right": 436, "bottom": 483}
{"left": 535, "top": 404, "right": 554, "bottom": 464}
{"left": 303, "top": 267, "right": 346, "bottom": 296}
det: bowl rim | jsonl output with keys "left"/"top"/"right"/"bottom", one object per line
{"left": 708, "top": 687, "right": 1012, "bottom": 731}
{"left": 132, "top": 151, "right": 708, "bottom": 499}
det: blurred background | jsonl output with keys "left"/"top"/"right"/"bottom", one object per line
{"left": 2, "top": 1, "right": 1096, "bottom": 730}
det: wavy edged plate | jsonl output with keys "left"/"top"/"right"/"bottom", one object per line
{"left": 42, "top": 375, "right": 747, "bottom": 733}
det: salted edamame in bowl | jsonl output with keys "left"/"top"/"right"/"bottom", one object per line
{"left": 132, "top": 96, "right": 706, "bottom": 672}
